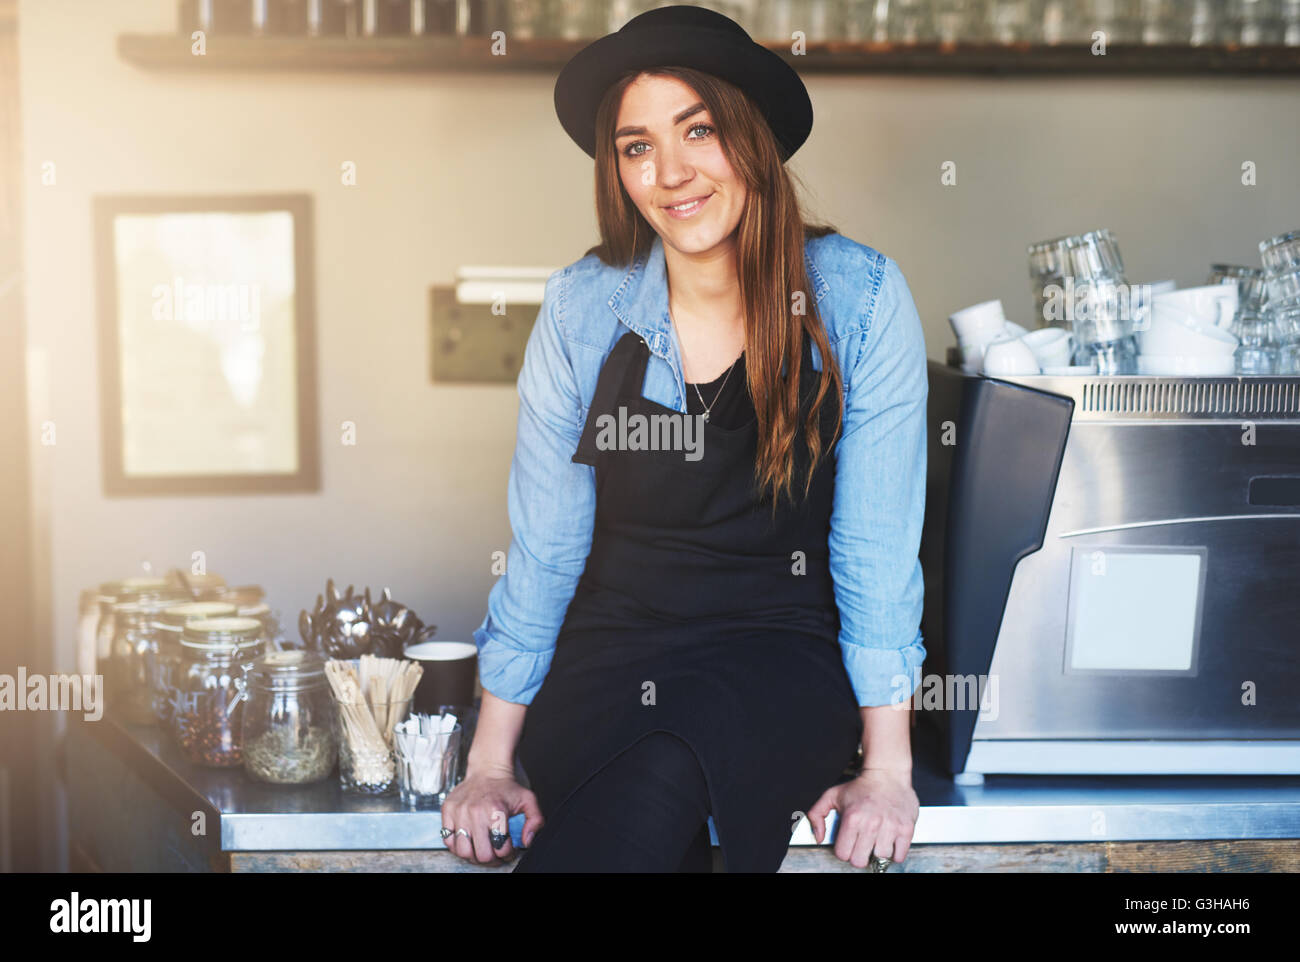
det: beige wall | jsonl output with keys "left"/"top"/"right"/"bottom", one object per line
{"left": 20, "top": 0, "right": 1300, "bottom": 671}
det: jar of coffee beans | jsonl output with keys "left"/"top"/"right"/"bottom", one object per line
{"left": 153, "top": 602, "right": 238, "bottom": 725}
{"left": 170, "top": 618, "right": 264, "bottom": 767}
{"left": 237, "top": 650, "right": 337, "bottom": 785}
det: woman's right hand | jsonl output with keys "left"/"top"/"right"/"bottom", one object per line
{"left": 440, "top": 762, "right": 545, "bottom": 866}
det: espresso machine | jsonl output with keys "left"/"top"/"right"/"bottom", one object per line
{"left": 920, "top": 363, "right": 1300, "bottom": 776}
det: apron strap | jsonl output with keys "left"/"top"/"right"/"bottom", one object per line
{"left": 571, "top": 332, "right": 650, "bottom": 466}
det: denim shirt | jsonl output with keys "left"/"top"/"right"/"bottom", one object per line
{"left": 473, "top": 231, "right": 928, "bottom": 708}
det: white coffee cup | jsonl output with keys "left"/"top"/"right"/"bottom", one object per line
{"left": 1141, "top": 304, "right": 1239, "bottom": 357}
{"left": 949, "top": 300, "right": 1010, "bottom": 365}
{"left": 1151, "top": 284, "right": 1238, "bottom": 331}
{"left": 982, "top": 335, "right": 1041, "bottom": 376}
{"left": 949, "top": 299, "right": 1006, "bottom": 344}
{"left": 1022, "top": 327, "right": 1074, "bottom": 368}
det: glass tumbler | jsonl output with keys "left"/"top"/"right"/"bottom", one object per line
{"left": 334, "top": 696, "right": 411, "bottom": 794}
{"left": 1028, "top": 234, "right": 1077, "bottom": 329}
{"left": 1261, "top": 230, "right": 1300, "bottom": 275}
{"left": 1236, "top": 314, "right": 1279, "bottom": 374}
{"left": 1270, "top": 301, "right": 1300, "bottom": 374}
{"left": 1141, "top": 0, "right": 1192, "bottom": 42}
{"left": 394, "top": 722, "right": 463, "bottom": 808}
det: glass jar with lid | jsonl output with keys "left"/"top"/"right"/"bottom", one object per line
{"left": 170, "top": 617, "right": 265, "bottom": 767}
{"left": 215, "top": 584, "right": 266, "bottom": 609}
{"left": 237, "top": 602, "right": 286, "bottom": 650}
{"left": 236, "top": 650, "right": 337, "bottom": 784}
{"left": 173, "top": 571, "right": 227, "bottom": 600}
{"left": 109, "top": 600, "right": 177, "bottom": 725}
{"left": 94, "top": 577, "right": 174, "bottom": 668}
{"left": 153, "top": 602, "right": 238, "bottom": 724}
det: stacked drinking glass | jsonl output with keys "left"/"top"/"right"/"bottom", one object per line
{"left": 1028, "top": 234, "right": 1075, "bottom": 332}
{"left": 1261, "top": 230, "right": 1300, "bottom": 375}
{"left": 1207, "top": 264, "right": 1275, "bottom": 374}
{"left": 1029, "top": 228, "right": 1138, "bottom": 374}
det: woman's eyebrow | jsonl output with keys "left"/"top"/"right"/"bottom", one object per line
{"left": 613, "top": 102, "right": 707, "bottom": 140}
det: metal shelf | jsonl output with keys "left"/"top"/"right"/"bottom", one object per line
{"left": 117, "top": 33, "right": 1300, "bottom": 74}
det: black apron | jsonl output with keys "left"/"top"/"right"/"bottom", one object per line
{"left": 516, "top": 330, "right": 863, "bottom": 872}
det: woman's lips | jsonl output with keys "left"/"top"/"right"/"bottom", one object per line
{"left": 662, "top": 193, "right": 712, "bottom": 220}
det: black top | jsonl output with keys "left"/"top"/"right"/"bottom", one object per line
{"left": 684, "top": 352, "right": 751, "bottom": 430}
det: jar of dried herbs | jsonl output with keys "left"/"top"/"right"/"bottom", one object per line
{"left": 170, "top": 618, "right": 264, "bottom": 768}
{"left": 237, "top": 650, "right": 337, "bottom": 785}
{"left": 153, "top": 602, "right": 238, "bottom": 725}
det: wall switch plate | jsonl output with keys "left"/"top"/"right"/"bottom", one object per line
{"left": 429, "top": 285, "right": 537, "bottom": 384}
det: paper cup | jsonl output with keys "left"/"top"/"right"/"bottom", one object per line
{"left": 404, "top": 641, "right": 478, "bottom": 716}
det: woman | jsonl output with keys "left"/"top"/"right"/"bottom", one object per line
{"left": 441, "top": 5, "right": 929, "bottom": 873}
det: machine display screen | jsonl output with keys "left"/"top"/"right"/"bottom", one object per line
{"left": 1064, "top": 546, "right": 1207, "bottom": 674}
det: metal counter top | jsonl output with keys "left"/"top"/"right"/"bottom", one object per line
{"left": 85, "top": 717, "right": 1300, "bottom": 852}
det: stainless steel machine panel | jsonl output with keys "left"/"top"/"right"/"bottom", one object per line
{"left": 923, "top": 368, "right": 1300, "bottom": 774}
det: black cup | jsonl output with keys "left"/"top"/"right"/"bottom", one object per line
{"left": 405, "top": 641, "right": 477, "bottom": 716}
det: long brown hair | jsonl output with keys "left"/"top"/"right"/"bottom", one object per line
{"left": 584, "top": 66, "right": 842, "bottom": 511}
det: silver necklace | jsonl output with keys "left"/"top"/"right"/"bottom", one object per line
{"left": 691, "top": 355, "right": 740, "bottom": 422}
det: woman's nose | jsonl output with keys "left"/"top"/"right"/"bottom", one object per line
{"left": 655, "top": 147, "right": 693, "bottom": 189}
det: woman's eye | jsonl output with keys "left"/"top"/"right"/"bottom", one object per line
{"left": 620, "top": 124, "right": 714, "bottom": 158}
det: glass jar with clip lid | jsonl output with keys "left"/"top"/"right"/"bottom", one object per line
{"left": 234, "top": 650, "right": 337, "bottom": 785}
{"left": 93, "top": 577, "right": 178, "bottom": 674}
{"left": 153, "top": 601, "right": 239, "bottom": 724}
{"left": 109, "top": 598, "right": 185, "bottom": 725}
{"left": 170, "top": 617, "right": 264, "bottom": 767}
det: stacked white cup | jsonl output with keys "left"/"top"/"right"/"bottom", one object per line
{"left": 1137, "top": 284, "right": 1240, "bottom": 376}
{"left": 950, "top": 299, "right": 1096, "bottom": 376}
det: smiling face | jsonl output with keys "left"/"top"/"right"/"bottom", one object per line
{"left": 612, "top": 73, "right": 747, "bottom": 258}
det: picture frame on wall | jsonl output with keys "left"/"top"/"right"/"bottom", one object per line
{"left": 93, "top": 193, "right": 320, "bottom": 495}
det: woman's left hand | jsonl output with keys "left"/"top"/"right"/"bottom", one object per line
{"left": 806, "top": 767, "right": 919, "bottom": 869}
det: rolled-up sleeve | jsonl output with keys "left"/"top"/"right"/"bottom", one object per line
{"left": 829, "top": 256, "right": 928, "bottom": 707}
{"left": 472, "top": 270, "right": 596, "bottom": 705}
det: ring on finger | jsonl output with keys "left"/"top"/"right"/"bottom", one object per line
{"left": 869, "top": 854, "right": 892, "bottom": 873}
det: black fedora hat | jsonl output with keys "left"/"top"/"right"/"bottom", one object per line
{"left": 554, "top": 5, "right": 813, "bottom": 162}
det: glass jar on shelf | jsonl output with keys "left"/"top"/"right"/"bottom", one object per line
{"left": 887, "top": 0, "right": 937, "bottom": 43}
{"left": 171, "top": 570, "right": 226, "bottom": 600}
{"left": 153, "top": 602, "right": 239, "bottom": 724}
{"left": 109, "top": 601, "right": 171, "bottom": 725}
{"left": 170, "top": 617, "right": 265, "bottom": 768}
{"left": 551, "top": 0, "right": 609, "bottom": 39}
{"left": 236, "top": 651, "right": 337, "bottom": 785}
{"left": 94, "top": 577, "right": 174, "bottom": 671}
{"left": 1226, "top": 0, "right": 1284, "bottom": 45}
{"left": 215, "top": 584, "right": 266, "bottom": 608}
{"left": 236, "top": 602, "right": 283, "bottom": 650}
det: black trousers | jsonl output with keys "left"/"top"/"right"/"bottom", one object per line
{"left": 513, "top": 731, "right": 714, "bottom": 873}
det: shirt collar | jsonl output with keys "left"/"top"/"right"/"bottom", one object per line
{"left": 608, "top": 232, "right": 830, "bottom": 360}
